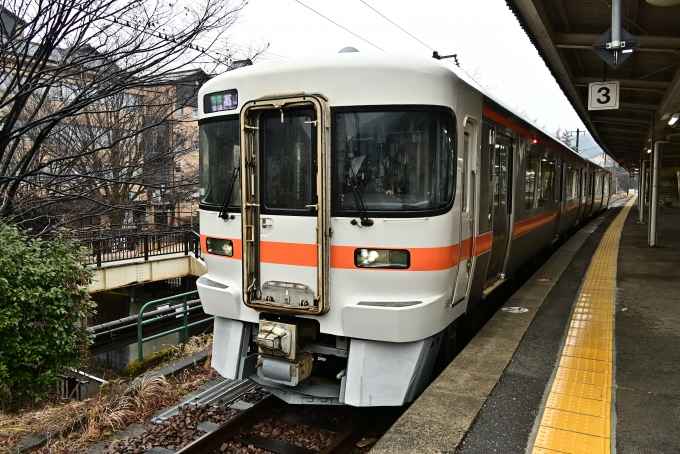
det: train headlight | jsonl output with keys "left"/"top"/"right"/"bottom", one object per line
{"left": 206, "top": 238, "right": 233, "bottom": 256}
{"left": 354, "top": 248, "right": 409, "bottom": 269}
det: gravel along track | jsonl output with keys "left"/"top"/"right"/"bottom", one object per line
{"left": 98, "top": 386, "right": 400, "bottom": 454}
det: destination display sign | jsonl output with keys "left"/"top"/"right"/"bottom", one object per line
{"left": 204, "top": 89, "right": 238, "bottom": 113}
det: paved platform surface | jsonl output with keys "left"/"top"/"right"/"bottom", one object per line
{"left": 373, "top": 197, "right": 680, "bottom": 454}
{"left": 614, "top": 201, "right": 680, "bottom": 453}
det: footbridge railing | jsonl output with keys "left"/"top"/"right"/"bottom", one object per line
{"left": 74, "top": 227, "right": 201, "bottom": 267}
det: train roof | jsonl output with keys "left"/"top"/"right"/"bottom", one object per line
{"left": 199, "top": 51, "right": 609, "bottom": 174}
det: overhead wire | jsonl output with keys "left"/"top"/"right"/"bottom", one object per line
{"left": 580, "top": 134, "right": 608, "bottom": 161}
{"left": 334, "top": 1, "right": 601, "bottom": 152}
{"left": 293, "top": 0, "right": 385, "bottom": 52}
{"left": 358, "top": 0, "right": 433, "bottom": 51}
{"left": 356, "top": 0, "right": 471, "bottom": 77}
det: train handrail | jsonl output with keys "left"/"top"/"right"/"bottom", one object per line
{"left": 136, "top": 290, "right": 213, "bottom": 361}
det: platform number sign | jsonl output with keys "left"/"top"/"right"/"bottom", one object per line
{"left": 588, "top": 81, "right": 619, "bottom": 111}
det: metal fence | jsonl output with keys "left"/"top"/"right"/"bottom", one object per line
{"left": 76, "top": 228, "right": 201, "bottom": 266}
{"left": 137, "top": 291, "right": 213, "bottom": 361}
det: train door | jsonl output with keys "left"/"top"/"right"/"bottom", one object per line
{"left": 240, "top": 95, "right": 331, "bottom": 316}
{"left": 485, "top": 133, "right": 512, "bottom": 285}
{"left": 453, "top": 120, "right": 476, "bottom": 305}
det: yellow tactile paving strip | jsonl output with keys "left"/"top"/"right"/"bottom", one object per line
{"left": 532, "top": 197, "right": 636, "bottom": 454}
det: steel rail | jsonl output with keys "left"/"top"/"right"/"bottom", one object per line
{"left": 318, "top": 411, "right": 373, "bottom": 454}
{"left": 173, "top": 394, "right": 373, "bottom": 454}
{"left": 174, "top": 395, "right": 278, "bottom": 454}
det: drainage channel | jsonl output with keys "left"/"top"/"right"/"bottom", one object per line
{"left": 150, "top": 377, "right": 258, "bottom": 425}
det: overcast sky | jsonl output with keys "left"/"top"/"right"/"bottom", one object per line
{"left": 222, "top": 0, "right": 604, "bottom": 159}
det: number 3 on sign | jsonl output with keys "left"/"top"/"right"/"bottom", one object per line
{"left": 588, "top": 81, "right": 619, "bottom": 111}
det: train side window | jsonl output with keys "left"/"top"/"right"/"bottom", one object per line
{"left": 604, "top": 176, "right": 610, "bottom": 197}
{"left": 462, "top": 132, "right": 469, "bottom": 212}
{"left": 601, "top": 175, "right": 604, "bottom": 196}
{"left": 565, "top": 166, "right": 573, "bottom": 199}
{"left": 525, "top": 147, "right": 539, "bottom": 210}
{"left": 582, "top": 171, "right": 587, "bottom": 198}
{"left": 567, "top": 167, "right": 579, "bottom": 199}
{"left": 537, "top": 155, "right": 555, "bottom": 207}
{"left": 492, "top": 135, "right": 511, "bottom": 217}
{"left": 599, "top": 174, "right": 605, "bottom": 196}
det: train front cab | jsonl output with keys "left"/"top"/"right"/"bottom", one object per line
{"left": 196, "top": 58, "right": 613, "bottom": 408}
{"left": 198, "top": 87, "right": 481, "bottom": 406}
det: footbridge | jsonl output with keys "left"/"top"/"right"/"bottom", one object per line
{"left": 78, "top": 227, "right": 207, "bottom": 292}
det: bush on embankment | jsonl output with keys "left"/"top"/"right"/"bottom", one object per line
{"left": 0, "top": 223, "right": 96, "bottom": 409}
{"left": 122, "top": 347, "right": 175, "bottom": 377}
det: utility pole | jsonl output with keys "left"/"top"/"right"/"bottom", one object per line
{"left": 572, "top": 129, "right": 586, "bottom": 153}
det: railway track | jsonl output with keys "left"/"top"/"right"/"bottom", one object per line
{"left": 103, "top": 381, "right": 388, "bottom": 454}
{"left": 174, "top": 395, "right": 374, "bottom": 454}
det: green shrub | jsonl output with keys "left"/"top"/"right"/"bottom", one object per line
{"left": 0, "top": 224, "right": 96, "bottom": 406}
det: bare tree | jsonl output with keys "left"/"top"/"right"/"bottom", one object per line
{"left": 557, "top": 129, "right": 574, "bottom": 149}
{"left": 463, "top": 66, "right": 496, "bottom": 91}
{"left": 12, "top": 86, "right": 201, "bottom": 228}
{"left": 0, "top": 0, "right": 258, "bottom": 229}
{"left": 516, "top": 108, "right": 539, "bottom": 125}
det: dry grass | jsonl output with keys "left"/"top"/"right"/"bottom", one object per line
{"left": 0, "top": 335, "right": 216, "bottom": 454}
{"left": 171, "top": 334, "right": 213, "bottom": 359}
{"left": 0, "top": 397, "right": 90, "bottom": 449}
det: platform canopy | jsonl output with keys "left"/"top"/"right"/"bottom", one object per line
{"left": 506, "top": 0, "right": 680, "bottom": 172}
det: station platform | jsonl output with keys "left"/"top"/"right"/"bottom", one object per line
{"left": 372, "top": 196, "right": 680, "bottom": 454}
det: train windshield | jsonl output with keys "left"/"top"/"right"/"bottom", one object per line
{"left": 199, "top": 118, "right": 240, "bottom": 208}
{"left": 333, "top": 110, "right": 455, "bottom": 214}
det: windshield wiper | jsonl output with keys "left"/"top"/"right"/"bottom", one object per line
{"left": 218, "top": 167, "right": 240, "bottom": 221}
{"left": 347, "top": 158, "right": 373, "bottom": 227}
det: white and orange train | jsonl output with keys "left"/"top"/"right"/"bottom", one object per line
{"left": 196, "top": 51, "right": 611, "bottom": 406}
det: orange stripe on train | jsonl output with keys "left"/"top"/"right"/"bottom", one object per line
{"left": 474, "top": 232, "right": 493, "bottom": 256}
{"left": 330, "top": 245, "right": 460, "bottom": 271}
{"left": 262, "top": 241, "right": 318, "bottom": 267}
{"left": 201, "top": 231, "right": 501, "bottom": 270}
{"left": 562, "top": 203, "right": 579, "bottom": 214}
{"left": 513, "top": 210, "right": 557, "bottom": 239}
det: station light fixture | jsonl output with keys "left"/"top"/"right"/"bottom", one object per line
{"left": 206, "top": 238, "right": 233, "bottom": 256}
{"left": 669, "top": 113, "right": 680, "bottom": 126}
{"left": 531, "top": 139, "right": 538, "bottom": 145}
{"left": 646, "top": 0, "right": 680, "bottom": 6}
{"left": 355, "top": 248, "right": 410, "bottom": 269}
